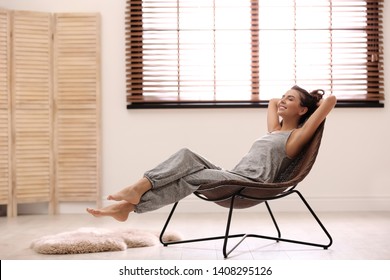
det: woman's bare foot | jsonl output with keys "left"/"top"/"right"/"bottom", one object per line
{"left": 107, "top": 178, "right": 152, "bottom": 205}
{"left": 86, "top": 201, "right": 135, "bottom": 222}
{"left": 107, "top": 187, "right": 142, "bottom": 205}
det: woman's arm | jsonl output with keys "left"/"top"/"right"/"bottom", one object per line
{"left": 267, "top": 98, "right": 281, "bottom": 132}
{"left": 287, "top": 95, "right": 337, "bottom": 158}
{"left": 302, "top": 95, "right": 337, "bottom": 136}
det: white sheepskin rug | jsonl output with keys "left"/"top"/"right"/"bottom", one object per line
{"left": 30, "top": 227, "right": 182, "bottom": 255}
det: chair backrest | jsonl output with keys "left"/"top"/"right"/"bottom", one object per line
{"left": 274, "top": 120, "right": 325, "bottom": 185}
{"left": 195, "top": 120, "right": 326, "bottom": 209}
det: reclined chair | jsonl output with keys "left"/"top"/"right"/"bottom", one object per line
{"left": 159, "top": 121, "right": 333, "bottom": 258}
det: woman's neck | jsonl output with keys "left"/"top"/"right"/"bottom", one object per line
{"left": 280, "top": 118, "right": 300, "bottom": 131}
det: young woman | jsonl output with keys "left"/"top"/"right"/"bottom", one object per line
{"left": 87, "top": 85, "right": 337, "bottom": 222}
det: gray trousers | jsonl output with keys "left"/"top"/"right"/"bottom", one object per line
{"left": 134, "top": 148, "right": 253, "bottom": 213}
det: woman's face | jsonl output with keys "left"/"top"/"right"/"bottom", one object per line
{"left": 277, "top": 89, "right": 308, "bottom": 119}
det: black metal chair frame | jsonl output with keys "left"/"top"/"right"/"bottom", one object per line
{"left": 159, "top": 185, "right": 333, "bottom": 258}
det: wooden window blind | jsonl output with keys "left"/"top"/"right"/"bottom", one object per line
{"left": 125, "top": 0, "right": 384, "bottom": 108}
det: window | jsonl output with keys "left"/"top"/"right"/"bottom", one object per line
{"left": 125, "top": 0, "right": 384, "bottom": 108}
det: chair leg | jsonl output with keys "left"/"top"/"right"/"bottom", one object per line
{"left": 254, "top": 190, "right": 333, "bottom": 249}
{"left": 222, "top": 195, "right": 248, "bottom": 258}
{"left": 159, "top": 201, "right": 179, "bottom": 246}
{"left": 265, "top": 201, "right": 281, "bottom": 239}
{"left": 292, "top": 190, "right": 333, "bottom": 249}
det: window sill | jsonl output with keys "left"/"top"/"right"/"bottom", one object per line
{"left": 127, "top": 100, "right": 384, "bottom": 109}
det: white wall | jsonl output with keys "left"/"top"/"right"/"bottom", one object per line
{"left": 1, "top": 0, "right": 389, "bottom": 213}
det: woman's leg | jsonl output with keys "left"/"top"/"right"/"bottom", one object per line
{"left": 87, "top": 148, "right": 224, "bottom": 219}
{"left": 104, "top": 148, "right": 215, "bottom": 204}
{"left": 144, "top": 148, "right": 221, "bottom": 188}
{"left": 86, "top": 167, "right": 251, "bottom": 220}
{"left": 134, "top": 169, "right": 254, "bottom": 213}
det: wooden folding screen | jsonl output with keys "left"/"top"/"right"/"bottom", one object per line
{"left": 54, "top": 13, "right": 101, "bottom": 205}
{"left": 0, "top": 10, "right": 12, "bottom": 216}
{"left": 11, "top": 11, "right": 54, "bottom": 216}
{"left": 0, "top": 9, "right": 100, "bottom": 216}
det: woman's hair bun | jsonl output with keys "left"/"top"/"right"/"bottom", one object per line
{"left": 309, "top": 89, "right": 325, "bottom": 102}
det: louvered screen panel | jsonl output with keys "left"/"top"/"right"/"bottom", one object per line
{"left": 0, "top": 9, "right": 12, "bottom": 216}
{"left": 11, "top": 11, "right": 54, "bottom": 212}
{"left": 54, "top": 13, "right": 101, "bottom": 203}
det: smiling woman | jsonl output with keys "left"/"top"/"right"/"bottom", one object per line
{"left": 87, "top": 85, "right": 336, "bottom": 221}
{"left": 125, "top": 0, "right": 383, "bottom": 108}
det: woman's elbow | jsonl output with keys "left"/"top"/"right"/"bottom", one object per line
{"left": 323, "top": 95, "right": 337, "bottom": 109}
{"left": 328, "top": 95, "right": 337, "bottom": 105}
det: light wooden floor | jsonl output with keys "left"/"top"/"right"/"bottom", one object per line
{"left": 1, "top": 210, "right": 389, "bottom": 260}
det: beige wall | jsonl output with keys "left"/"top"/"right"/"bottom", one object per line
{"left": 1, "top": 0, "right": 389, "bottom": 213}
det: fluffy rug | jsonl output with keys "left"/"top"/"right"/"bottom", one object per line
{"left": 30, "top": 227, "right": 182, "bottom": 255}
